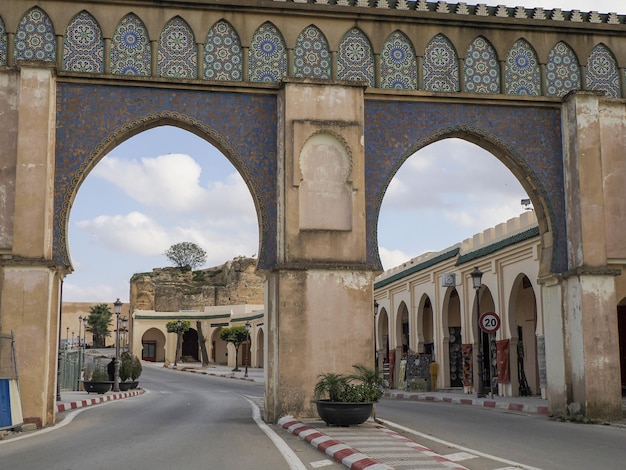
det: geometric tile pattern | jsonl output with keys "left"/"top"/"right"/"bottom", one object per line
{"left": 111, "top": 14, "right": 151, "bottom": 76}
{"left": 14, "top": 7, "right": 56, "bottom": 62}
{"left": 293, "top": 25, "right": 331, "bottom": 80}
{"left": 62, "top": 11, "right": 104, "bottom": 73}
{"left": 157, "top": 16, "right": 197, "bottom": 79}
{"left": 585, "top": 44, "right": 620, "bottom": 98}
{"left": 55, "top": 84, "right": 278, "bottom": 269}
{"left": 364, "top": 101, "right": 566, "bottom": 272}
{"left": 464, "top": 36, "right": 500, "bottom": 94}
{"left": 248, "top": 22, "right": 287, "bottom": 83}
{"left": 204, "top": 20, "right": 243, "bottom": 81}
{"left": 423, "top": 34, "right": 459, "bottom": 92}
{"left": 380, "top": 30, "right": 417, "bottom": 90}
{"left": 505, "top": 39, "right": 540, "bottom": 96}
{"left": 546, "top": 41, "right": 580, "bottom": 98}
{"left": 0, "top": 17, "right": 7, "bottom": 66}
{"left": 337, "top": 28, "right": 375, "bottom": 87}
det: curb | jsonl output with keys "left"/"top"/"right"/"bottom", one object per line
{"left": 278, "top": 417, "right": 392, "bottom": 470}
{"left": 170, "top": 366, "right": 257, "bottom": 382}
{"left": 57, "top": 389, "right": 144, "bottom": 413}
{"left": 384, "top": 391, "right": 549, "bottom": 415}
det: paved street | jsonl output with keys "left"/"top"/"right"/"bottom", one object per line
{"left": 3, "top": 362, "right": 626, "bottom": 470}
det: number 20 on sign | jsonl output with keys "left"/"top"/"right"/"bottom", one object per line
{"left": 479, "top": 312, "right": 501, "bottom": 334}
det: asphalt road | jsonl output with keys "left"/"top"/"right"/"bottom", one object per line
{"left": 377, "top": 398, "right": 626, "bottom": 470}
{"left": 0, "top": 365, "right": 342, "bottom": 470}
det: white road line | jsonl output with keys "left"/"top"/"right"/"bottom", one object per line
{"left": 379, "top": 419, "right": 543, "bottom": 470}
{"left": 243, "top": 395, "right": 307, "bottom": 470}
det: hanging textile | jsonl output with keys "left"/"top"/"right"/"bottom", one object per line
{"left": 496, "top": 339, "right": 510, "bottom": 383}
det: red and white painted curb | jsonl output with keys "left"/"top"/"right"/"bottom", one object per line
{"left": 278, "top": 417, "right": 391, "bottom": 470}
{"left": 384, "top": 391, "right": 549, "bottom": 415}
{"left": 57, "top": 389, "right": 143, "bottom": 413}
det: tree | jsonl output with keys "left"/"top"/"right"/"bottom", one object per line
{"left": 86, "top": 303, "right": 113, "bottom": 348}
{"left": 164, "top": 242, "right": 207, "bottom": 269}
{"left": 166, "top": 320, "right": 190, "bottom": 365}
{"left": 196, "top": 320, "right": 210, "bottom": 367}
{"left": 219, "top": 326, "right": 249, "bottom": 372}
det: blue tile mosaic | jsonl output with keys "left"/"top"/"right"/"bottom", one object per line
{"left": 293, "top": 25, "right": 331, "bottom": 80}
{"left": 505, "top": 39, "right": 540, "bottom": 96}
{"left": 14, "top": 7, "right": 56, "bottom": 62}
{"left": 55, "top": 84, "right": 277, "bottom": 270}
{"left": 546, "top": 42, "right": 580, "bottom": 98}
{"left": 585, "top": 44, "right": 620, "bottom": 98}
{"left": 204, "top": 20, "right": 243, "bottom": 81}
{"left": 157, "top": 16, "right": 197, "bottom": 79}
{"left": 464, "top": 36, "right": 499, "bottom": 94}
{"left": 337, "top": 28, "right": 375, "bottom": 87}
{"left": 62, "top": 11, "right": 104, "bottom": 73}
{"left": 365, "top": 101, "right": 565, "bottom": 273}
{"left": 380, "top": 30, "right": 418, "bottom": 90}
{"left": 111, "top": 14, "right": 151, "bottom": 76}
{"left": 0, "top": 16, "right": 7, "bottom": 66}
{"left": 248, "top": 22, "right": 287, "bottom": 83}
{"left": 423, "top": 34, "right": 459, "bottom": 92}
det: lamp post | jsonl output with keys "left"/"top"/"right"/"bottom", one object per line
{"left": 78, "top": 316, "right": 83, "bottom": 348}
{"left": 82, "top": 316, "right": 88, "bottom": 348}
{"left": 471, "top": 267, "right": 485, "bottom": 398}
{"left": 373, "top": 301, "right": 379, "bottom": 375}
{"left": 121, "top": 317, "right": 128, "bottom": 353}
{"left": 244, "top": 321, "right": 251, "bottom": 378}
{"left": 113, "top": 298, "right": 122, "bottom": 392}
{"left": 71, "top": 331, "right": 75, "bottom": 349}
{"left": 66, "top": 327, "right": 69, "bottom": 349}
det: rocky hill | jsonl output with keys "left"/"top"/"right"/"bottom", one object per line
{"left": 129, "top": 256, "right": 263, "bottom": 312}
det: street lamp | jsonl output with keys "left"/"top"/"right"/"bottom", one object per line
{"left": 113, "top": 298, "right": 122, "bottom": 392}
{"left": 373, "top": 301, "right": 379, "bottom": 374}
{"left": 78, "top": 316, "right": 83, "bottom": 347}
{"left": 244, "top": 321, "right": 251, "bottom": 378}
{"left": 121, "top": 317, "right": 128, "bottom": 353}
{"left": 471, "top": 267, "right": 485, "bottom": 398}
{"left": 82, "top": 316, "right": 88, "bottom": 348}
{"left": 66, "top": 327, "right": 69, "bottom": 349}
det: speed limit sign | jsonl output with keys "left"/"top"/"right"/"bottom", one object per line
{"left": 479, "top": 312, "right": 501, "bottom": 334}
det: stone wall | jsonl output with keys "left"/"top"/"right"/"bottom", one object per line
{"left": 129, "top": 257, "right": 264, "bottom": 313}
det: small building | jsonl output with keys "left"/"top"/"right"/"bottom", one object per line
{"left": 132, "top": 304, "right": 264, "bottom": 369}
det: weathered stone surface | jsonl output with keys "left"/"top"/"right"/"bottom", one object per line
{"left": 130, "top": 257, "right": 263, "bottom": 312}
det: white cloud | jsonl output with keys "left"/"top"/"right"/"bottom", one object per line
{"left": 76, "top": 211, "right": 171, "bottom": 256}
{"left": 94, "top": 154, "right": 209, "bottom": 213}
{"left": 63, "top": 281, "right": 119, "bottom": 304}
{"left": 378, "top": 246, "right": 414, "bottom": 270}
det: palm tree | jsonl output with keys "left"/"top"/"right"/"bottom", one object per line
{"left": 86, "top": 304, "right": 112, "bottom": 348}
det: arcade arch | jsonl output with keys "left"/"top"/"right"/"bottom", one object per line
{"left": 141, "top": 328, "right": 166, "bottom": 362}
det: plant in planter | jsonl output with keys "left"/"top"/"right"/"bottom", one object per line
{"left": 84, "top": 367, "right": 112, "bottom": 394}
{"left": 313, "top": 364, "right": 384, "bottom": 426}
{"left": 130, "top": 354, "right": 142, "bottom": 389}
{"left": 119, "top": 352, "right": 133, "bottom": 391}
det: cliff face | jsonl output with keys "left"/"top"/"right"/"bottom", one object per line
{"left": 129, "top": 257, "right": 263, "bottom": 312}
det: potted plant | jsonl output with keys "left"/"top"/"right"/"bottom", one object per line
{"left": 83, "top": 368, "right": 112, "bottom": 394}
{"left": 313, "top": 364, "right": 384, "bottom": 426}
{"left": 130, "top": 354, "right": 142, "bottom": 389}
{"left": 119, "top": 352, "right": 133, "bottom": 391}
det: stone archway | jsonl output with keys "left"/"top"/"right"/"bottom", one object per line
{"left": 508, "top": 274, "right": 539, "bottom": 397}
{"left": 141, "top": 328, "right": 166, "bottom": 362}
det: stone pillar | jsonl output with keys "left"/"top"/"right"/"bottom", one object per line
{"left": 560, "top": 91, "right": 622, "bottom": 421}
{"left": 265, "top": 80, "right": 375, "bottom": 422}
{"left": 0, "top": 65, "right": 61, "bottom": 427}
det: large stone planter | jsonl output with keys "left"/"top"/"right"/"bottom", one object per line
{"left": 83, "top": 381, "right": 112, "bottom": 394}
{"left": 312, "top": 400, "right": 374, "bottom": 426}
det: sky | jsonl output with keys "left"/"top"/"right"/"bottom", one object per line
{"left": 63, "top": 0, "right": 624, "bottom": 303}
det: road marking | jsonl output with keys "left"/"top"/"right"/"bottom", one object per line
{"left": 310, "top": 460, "right": 335, "bottom": 468}
{"left": 243, "top": 395, "right": 307, "bottom": 470}
{"left": 379, "top": 419, "right": 543, "bottom": 470}
{"left": 445, "top": 452, "right": 480, "bottom": 462}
